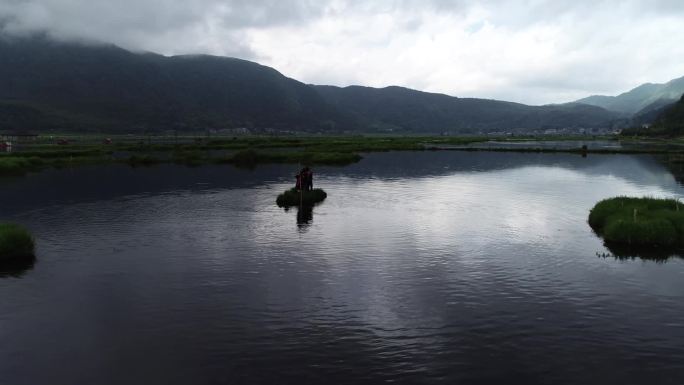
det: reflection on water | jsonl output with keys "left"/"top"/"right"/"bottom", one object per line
{"left": 1, "top": 151, "right": 684, "bottom": 384}
{"left": 0, "top": 255, "right": 36, "bottom": 278}
{"left": 282, "top": 205, "right": 315, "bottom": 231}
{"left": 296, "top": 205, "right": 314, "bottom": 230}
{"left": 659, "top": 155, "right": 684, "bottom": 186}
{"left": 597, "top": 243, "right": 684, "bottom": 263}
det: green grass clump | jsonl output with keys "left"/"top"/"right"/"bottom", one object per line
{"left": 276, "top": 188, "right": 327, "bottom": 207}
{"left": 589, "top": 197, "right": 684, "bottom": 247}
{"left": 0, "top": 157, "right": 33, "bottom": 175}
{"left": 0, "top": 223, "right": 35, "bottom": 261}
{"left": 227, "top": 149, "right": 260, "bottom": 167}
{"left": 0, "top": 156, "right": 45, "bottom": 176}
{"left": 172, "top": 150, "right": 205, "bottom": 166}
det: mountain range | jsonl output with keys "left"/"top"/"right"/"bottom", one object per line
{"left": 650, "top": 94, "right": 684, "bottom": 135}
{"left": 0, "top": 35, "right": 680, "bottom": 134}
{"left": 575, "top": 76, "right": 684, "bottom": 116}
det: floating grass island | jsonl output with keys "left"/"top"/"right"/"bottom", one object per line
{"left": 589, "top": 197, "right": 684, "bottom": 248}
{"left": 276, "top": 188, "right": 327, "bottom": 208}
{"left": 0, "top": 223, "right": 35, "bottom": 261}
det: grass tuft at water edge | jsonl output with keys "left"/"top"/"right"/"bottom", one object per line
{"left": 588, "top": 197, "right": 684, "bottom": 247}
{"left": 0, "top": 223, "right": 35, "bottom": 261}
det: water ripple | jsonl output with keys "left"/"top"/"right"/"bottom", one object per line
{"left": 1, "top": 152, "right": 684, "bottom": 384}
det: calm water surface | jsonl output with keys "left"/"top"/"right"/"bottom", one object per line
{"left": 1, "top": 152, "right": 684, "bottom": 384}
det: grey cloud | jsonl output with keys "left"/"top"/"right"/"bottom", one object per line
{"left": 2, "top": 0, "right": 678, "bottom": 50}
{"left": 217, "top": 0, "right": 324, "bottom": 28}
{"left": 1, "top": 0, "right": 684, "bottom": 104}
{"left": 0, "top": 0, "right": 325, "bottom": 56}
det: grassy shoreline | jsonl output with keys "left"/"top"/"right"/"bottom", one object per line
{"left": 2, "top": 134, "right": 684, "bottom": 175}
{"left": 0, "top": 135, "right": 476, "bottom": 175}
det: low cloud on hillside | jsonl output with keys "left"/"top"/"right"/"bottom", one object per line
{"left": 2, "top": 0, "right": 684, "bottom": 104}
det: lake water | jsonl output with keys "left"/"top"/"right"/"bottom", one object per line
{"left": 1, "top": 151, "right": 684, "bottom": 384}
{"left": 440, "top": 139, "right": 684, "bottom": 152}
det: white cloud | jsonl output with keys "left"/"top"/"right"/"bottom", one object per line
{"left": 2, "top": 0, "right": 684, "bottom": 104}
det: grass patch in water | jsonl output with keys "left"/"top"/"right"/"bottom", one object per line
{"left": 276, "top": 188, "right": 327, "bottom": 207}
{"left": 0, "top": 223, "right": 35, "bottom": 261}
{"left": 172, "top": 150, "right": 205, "bottom": 167}
{"left": 0, "top": 157, "right": 44, "bottom": 175}
{"left": 0, "top": 153, "right": 111, "bottom": 175}
{"left": 589, "top": 197, "right": 684, "bottom": 247}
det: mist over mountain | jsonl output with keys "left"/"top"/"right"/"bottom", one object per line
{"left": 575, "top": 76, "right": 684, "bottom": 115}
{"left": 649, "top": 94, "right": 684, "bottom": 135}
{"left": 0, "top": 35, "right": 621, "bottom": 134}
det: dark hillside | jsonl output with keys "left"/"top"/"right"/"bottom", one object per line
{"left": 0, "top": 35, "right": 619, "bottom": 133}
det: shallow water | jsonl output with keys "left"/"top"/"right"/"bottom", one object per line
{"left": 1, "top": 152, "right": 684, "bottom": 384}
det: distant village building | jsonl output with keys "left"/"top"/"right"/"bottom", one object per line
{"left": 213, "top": 127, "right": 251, "bottom": 135}
{"left": 0, "top": 141, "right": 11, "bottom": 152}
{"left": 0, "top": 131, "right": 39, "bottom": 142}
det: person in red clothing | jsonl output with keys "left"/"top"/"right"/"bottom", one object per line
{"left": 302, "top": 167, "right": 313, "bottom": 191}
{"left": 295, "top": 167, "right": 314, "bottom": 191}
{"left": 295, "top": 171, "right": 302, "bottom": 190}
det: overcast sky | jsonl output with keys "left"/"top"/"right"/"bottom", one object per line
{"left": 1, "top": 0, "right": 684, "bottom": 105}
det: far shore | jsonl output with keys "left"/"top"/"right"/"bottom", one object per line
{"left": 2, "top": 133, "right": 684, "bottom": 176}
